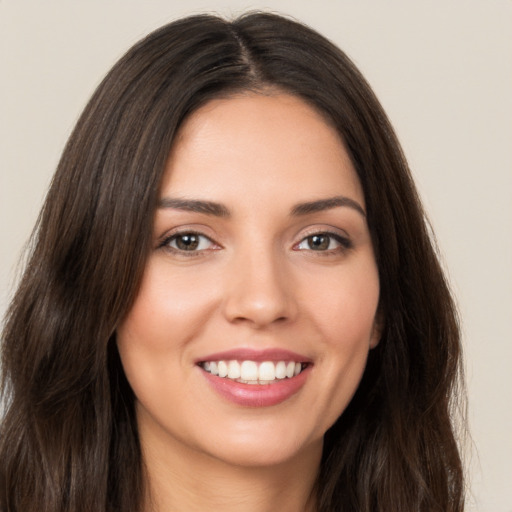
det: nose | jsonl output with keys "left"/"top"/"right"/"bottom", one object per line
{"left": 222, "top": 246, "right": 298, "bottom": 328}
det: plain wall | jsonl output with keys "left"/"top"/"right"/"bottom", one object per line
{"left": 1, "top": 1, "right": 511, "bottom": 510}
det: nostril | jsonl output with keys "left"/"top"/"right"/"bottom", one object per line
{"left": 229, "top": 312, "right": 290, "bottom": 328}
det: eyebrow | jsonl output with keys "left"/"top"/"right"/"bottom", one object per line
{"left": 157, "top": 195, "right": 366, "bottom": 218}
{"left": 158, "top": 197, "right": 230, "bottom": 217}
{"left": 290, "top": 196, "right": 366, "bottom": 217}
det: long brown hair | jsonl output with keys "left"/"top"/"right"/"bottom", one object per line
{"left": 1, "top": 12, "right": 464, "bottom": 511}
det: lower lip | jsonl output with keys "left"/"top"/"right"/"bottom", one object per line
{"left": 201, "top": 366, "right": 311, "bottom": 407}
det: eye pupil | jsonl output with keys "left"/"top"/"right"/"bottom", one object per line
{"left": 308, "top": 234, "right": 329, "bottom": 250}
{"left": 176, "top": 234, "right": 199, "bottom": 251}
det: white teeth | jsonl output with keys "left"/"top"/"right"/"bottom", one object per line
{"left": 228, "top": 360, "right": 241, "bottom": 379}
{"left": 218, "top": 361, "right": 228, "bottom": 378}
{"left": 201, "top": 359, "right": 306, "bottom": 383}
{"left": 275, "top": 361, "right": 287, "bottom": 379}
{"left": 240, "top": 360, "right": 259, "bottom": 381}
{"left": 258, "top": 361, "right": 275, "bottom": 381}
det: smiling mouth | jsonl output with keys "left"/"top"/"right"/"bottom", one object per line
{"left": 199, "top": 360, "right": 309, "bottom": 385}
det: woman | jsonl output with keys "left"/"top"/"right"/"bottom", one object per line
{"left": 0, "top": 12, "right": 464, "bottom": 512}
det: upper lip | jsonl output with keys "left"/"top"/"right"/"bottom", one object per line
{"left": 195, "top": 348, "right": 313, "bottom": 364}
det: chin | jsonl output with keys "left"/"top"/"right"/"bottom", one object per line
{"left": 191, "top": 417, "right": 325, "bottom": 469}
{"left": 213, "top": 439, "right": 321, "bottom": 470}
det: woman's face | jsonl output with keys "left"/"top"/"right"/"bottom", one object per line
{"left": 117, "top": 93, "right": 381, "bottom": 469}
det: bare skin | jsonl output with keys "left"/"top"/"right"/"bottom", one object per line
{"left": 140, "top": 407, "right": 320, "bottom": 511}
{"left": 117, "top": 93, "right": 380, "bottom": 511}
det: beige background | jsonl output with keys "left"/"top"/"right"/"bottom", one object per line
{"left": 1, "top": 1, "right": 511, "bottom": 510}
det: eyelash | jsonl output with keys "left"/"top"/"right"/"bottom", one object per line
{"left": 158, "top": 230, "right": 352, "bottom": 256}
{"left": 293, "top": 231, "right": 352, "bottom": 254}
{"left": 159, "top": 231, "right": 219, "bottom": 256}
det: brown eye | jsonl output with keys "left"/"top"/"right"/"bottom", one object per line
{"left": 295, "top": 232, "right": 352, "bottom": 252}
{"left": 307, "top": 234, "right": 330, "bottom": 250}
{"left": 175, "top": 234, "right": 200, "bottom": 251}
{"left": 164, "top": 232, "right": 216, "bottom": 252}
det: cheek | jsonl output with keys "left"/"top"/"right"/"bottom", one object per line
{"left": 118, "top": 260, "right": 219, "bottom": 352}
{"left": 312, "top": 263, "right": 380, "bottom": 348}
{"left": 303, "top": 261, "right": 380, "bottom": 421}
{"left": 115, "top": 261, "right": 220, "bottom": 406}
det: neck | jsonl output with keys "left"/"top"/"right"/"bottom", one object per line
{"left": 140, "top": 420, "right": 321, "bottom": 512}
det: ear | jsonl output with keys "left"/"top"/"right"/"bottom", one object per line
{"left": 369, "top": 309, "right": 385, "bottom": 349}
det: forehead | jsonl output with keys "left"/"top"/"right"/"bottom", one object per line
{"left": 162, "top": 93, "right": 364, "bottom": 206}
